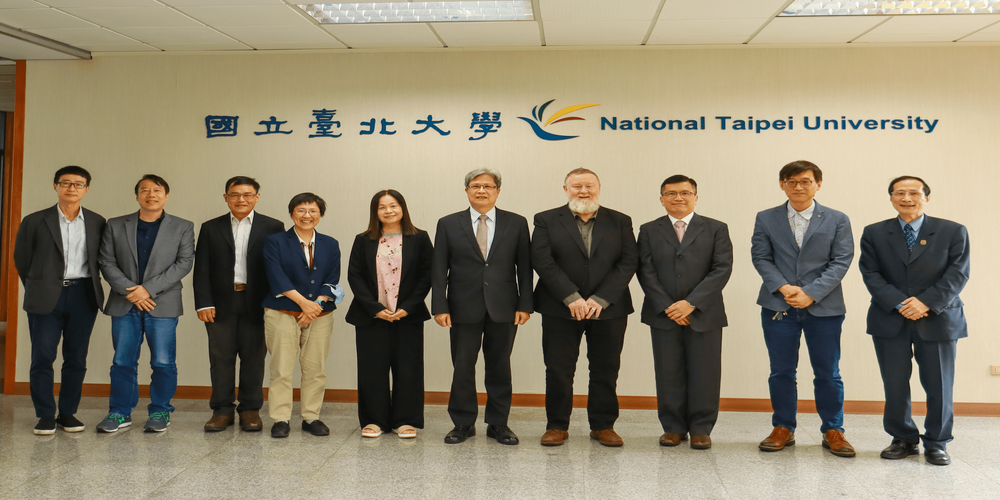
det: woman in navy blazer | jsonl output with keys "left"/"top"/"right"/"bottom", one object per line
{"left": 345, "top": 190, "right": 433, "bottom": 439}
{"left": 261, "top": 193, "right": 341, "bottom": 439}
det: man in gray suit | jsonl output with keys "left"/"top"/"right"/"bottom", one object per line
{"left": 96, "top": 174, "right": 195, "bottom": 433}
{"left": 750, "top": 160, "right": 856, "bottom": 457}
{"left": 636, "top": 175, "right": 732, "bottom": 450}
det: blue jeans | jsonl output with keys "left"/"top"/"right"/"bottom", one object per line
{"left": 109, "top": 307, "right": 179, "bottom": 416}
{"left": 761, "top": 308, "right": 845, "bottom": 433}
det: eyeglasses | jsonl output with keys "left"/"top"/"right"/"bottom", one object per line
{"left": 661, "top": 191, "right": 696, "bottom": 199}
{"left": 467, "top": 184, "right": 498, "bottom": 192}
{"left": 226, "top": 193, "right": 258, "bottom": 200}
{"left": 891, "top": 190, "right": 925, "bottom": 199}
{"left": 782, "top": 180, "right": 815, "bottom": 188}
{"left": 294, "top": 208, "right": 320, "bottom": 216}
{"left": 57, "top": 181, "right": 88, "bottom": 189}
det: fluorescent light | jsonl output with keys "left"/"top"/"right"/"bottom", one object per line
{"left": 296, "top": 2, "right": 534, "bottom": 24}
{"left": 781, "top": 1, "right": 1000, "bottom": 16}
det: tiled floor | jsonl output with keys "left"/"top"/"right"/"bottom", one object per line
{"left": 1, "top": 394, "right": 997, "bottom": 499}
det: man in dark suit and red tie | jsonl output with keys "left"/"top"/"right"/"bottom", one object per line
{"left": 15, "top": 166, "right": 106, "bottom": 435}
{"left": 532, "top": 168, "right": 638, "bottom": 447}
{"left": 636, "top": 175, "right": 732, "bottom": 450}
{"left": 194, "top": 176, "right": 284, "bottom": 433}
{"left": 860, "top": 176, "right": 970, "bottom": 466}
{"left": 432, "top": 168, "right": 533, "bottom": 446}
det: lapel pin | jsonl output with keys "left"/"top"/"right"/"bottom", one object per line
{"left": 920, "top": 240, "right": 927, "bottom": 246}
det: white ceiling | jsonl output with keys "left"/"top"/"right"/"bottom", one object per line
{"left": 0, "top": 0, "right": 998, "bottom": 62}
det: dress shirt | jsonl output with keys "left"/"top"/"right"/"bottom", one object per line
{"left": 469, "top": 206, "right": 497, "bottom": 257}
{"left": 894, "top": 214, "right": 926, "bottom": 311}
{"left": 667, "top": 212, "right": 695, "bottom": 230}
{"left": 231, "top": 210, "right": 254, "bottom": 284}
{"left": 786, "top": 201, "right": 815, "bottom": 248}
{"left": 562, "top": 208, "right": 609, "bottom": 309}
{"left": 57, "top": 205, "right": 89, "bottom": 279}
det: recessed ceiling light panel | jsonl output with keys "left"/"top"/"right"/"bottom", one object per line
{"left": 296, "top": 2, "right": 534, "bottom": 24}
{"left": 781, "top": 1, "right": 1000, "bottom": 16}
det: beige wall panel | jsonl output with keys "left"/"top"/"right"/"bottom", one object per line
{"left": 16, "top": 46, "right": 1000, "bottom": 405}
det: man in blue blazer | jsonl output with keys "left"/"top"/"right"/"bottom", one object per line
{"left": 432, "top": 168, "right": 533, "bottom": 446}
{"left": 860, "top": 176, "right": 969, "bottom": 466}
{"left": 750, "top": 160, "right": 856, "bottom": 457}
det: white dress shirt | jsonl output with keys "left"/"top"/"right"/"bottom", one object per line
{"left": 469, "top": 206, "right": 497, "bottom": 257}
{"left": 57, "top": 205, "right": 88, "bottom": 279}
{"left": 231, "top": 210, "right": 254, "bottom": 284}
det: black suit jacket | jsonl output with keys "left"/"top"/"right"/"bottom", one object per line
{"left": 14, "top": 205, "right": 106, "bottom": 314}
{"left": 860, "top": 216, "right": 970, "bottom": 341}
{"left": 345, "top": 231, "right": 434, "bottom": 327}
{"left": 193, "top": 212, "right": 284, "bottom": 322}
{"left": 431, "top": 208, "right": 533, "bottom": 324}
{"left": 636, "top": 214, "right": 733, "bottom": 332}
{"left": 531, "top": 205, "right": 638, "bottom": 319}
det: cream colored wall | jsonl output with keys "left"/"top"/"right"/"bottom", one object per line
{"left": 15, "top": 46, "right": 1000, "bottom": 405}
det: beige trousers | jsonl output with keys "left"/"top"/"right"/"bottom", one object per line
{"left": 263, "top": 308, "right": 334, "bottom": 422}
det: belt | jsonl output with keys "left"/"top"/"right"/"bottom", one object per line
{"left": 61, "top": 278, "right": 86, "bottom": 287}
{"left": 274, "top": 309, "right": 332, "bottom": 318}
{"left": 234, "top": 283, "right": 246, "bottom": 291}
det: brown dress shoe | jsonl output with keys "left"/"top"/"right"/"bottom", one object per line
{"left": 822, "top": 430, "right": 856, "bottom": 457}
{"left": 204, "top": 413, "right": 235, "bottom": 432}
{"left": 690, "top": 434, "right": 712, "bottom": 450}
{"left": 541, "top": 429, "right": 569, "bottom": 446}
{"left": 590, "top": 429, "right": 624, "bottom": 447}
{"left": 239, "top": 410, "right": 263, "bottom": 432}
{"left": 759, "top": 426, "right": 795, "bottom": 451}
{"left": 659, "top": 432, "right": 685, "bottom": 447}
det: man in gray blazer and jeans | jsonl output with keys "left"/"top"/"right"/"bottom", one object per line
{"left": 97, "top": 174, "right": 195, "bottom": 433}
{"left": 750, "top": 160, "right": 856, "bottom": 457}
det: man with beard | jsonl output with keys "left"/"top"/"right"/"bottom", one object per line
{"left": 531, "top": 168, "right": 638, "bottom": 447}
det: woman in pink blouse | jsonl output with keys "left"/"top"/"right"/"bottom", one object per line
{"left": 345, "top": 190, "right": 433, "bottom": 438}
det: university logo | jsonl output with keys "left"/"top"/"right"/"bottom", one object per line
{"left": 518, "top": 100, "right": 599, "bottom": 141}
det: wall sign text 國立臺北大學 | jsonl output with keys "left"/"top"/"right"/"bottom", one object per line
{"left": 600, "top": 116, "right": 939, "bottom": 134}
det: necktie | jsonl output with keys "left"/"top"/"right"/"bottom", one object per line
{"left": 904, "top": 224, "right": 916, "bottom": 251}
{"left": 674, "top": 220, "right": 686, "bottom": 242}
{"left": 302, "top": 242, "right": 314, "bottom": 268}
{"left": 476, "top": 214, "right": 488, "bottom": 259}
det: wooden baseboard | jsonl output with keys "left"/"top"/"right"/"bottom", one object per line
{"left": 9, "top": 382, "right": 999, "bottom": 416}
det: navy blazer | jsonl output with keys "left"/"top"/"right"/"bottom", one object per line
{"left": 193, "top": 212, "right": 284, "bottom": 321}
{"left": 431, "top": 208, "right": 533, "bottom": 324}
{"left": 345, "top": 231, "right": 433, "bottom": 327}
{"left": 750, "top": 201, "right": 854, "bottom": 316}
{"left": 860, "top": 216, "right": 969, "bottom": 341}
{"left": 14, "top": 205, "right": 107, "bottom": 314}
{"left": 531, "top": 205, "right": 638, "bottom": 319}
{"left": 261, "top": 228, "right": 341, "bottom": 313}
{"left": 637, "top": 213, "right": 733, "bottom": 332}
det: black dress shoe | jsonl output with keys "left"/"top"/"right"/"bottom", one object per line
{"left": 444, "top": 425, "right": 475, "bottom": 444}
{"left": 271, "top": 421, "right": 290, "bottom": 438}
{"left": 880, "top": 440, "right": 919, "bottom": 460}
{"left": 302, "top": 420, "right": 330, "bottom": 436}
{"left": 925, "top": 449, "right": 951, "bottom": 466}
{"left": 486, "top": 425, "right": 519, "bottom": 445}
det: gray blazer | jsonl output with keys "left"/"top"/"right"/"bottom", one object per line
{"left": 637, "top": 213, "right": 733, "bottom": 332}
{"left": 99, "top": 211, "right": 195, "bottom": 318}
{"left": 750, "top": 201, "right": 854, "bottom": 316}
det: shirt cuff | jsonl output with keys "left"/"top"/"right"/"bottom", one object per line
{"left": 562, "top": 292, "right": 583, "bottom": 306}
{"left": 895, "top": 303, "right": 903, "bottom": 310}
{"left": 590, "top": 296, "right": 610, "bottom": 309}
{"left": 196, "top": 307, "right": 214, "bottom": 312}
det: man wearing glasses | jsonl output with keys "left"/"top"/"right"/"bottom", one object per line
{"left": 750, "top": 160, "right": 856, "bottom": 457}
{"left": 636, "top": 175, "right": 732, "bottom": 450}
{"left": 432, "top": 168, "right": 533, "bottom": 446}
{"left": 194, "top": 176, "right": 283, "bottom": 432}
{"left": 15, "top": 166, "right": 106, "bottom": 435}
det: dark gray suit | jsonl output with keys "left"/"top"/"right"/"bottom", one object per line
{"left": 637, "top": 213, "right": 732, "bottom": 436}
{"left": 860, "top": 216, "right": 970, "bottom": 451}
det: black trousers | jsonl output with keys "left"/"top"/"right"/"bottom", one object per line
{"left": 205, "top": 290, "right": 266, "bottom": 413}
{"left": 650, "top": 326, "right": 722, "bottom": 436}
{"left": 355, "top": 321, "right": 425, "bottom": 430}
{"left": 27, "top": 280, "right": 98, "bottom": 418}
{"left": 448, "top": 317, "right": 517, "bottom": 428}
{"left": 542, "top": 315, "right": 627, "bottom": 431}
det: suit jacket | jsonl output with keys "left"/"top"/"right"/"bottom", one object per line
{"left": 431, "top": 208, "right": 533, "bottom": 324}
{"left": 345, "top": 231, "right": 433, "bottom": 327}
{"left": 261, "top": 228, "right": 341, "bottom": 313}
{"left": 531, "top": 205, "right": 638, "bottom": 319}
{"left": 860, "top": 216, "right": 969, "bottom": 341}
{"left": 99, "top": 211, "right": 195, "bottom": 318}
{"left": 193, "top": 212, "right": 284, "bottom": 322}
{"left": 637, "top": 213, "right": 733, "bottom": 332}
{"left": 750, "top": 201, "right": 854, "bottom": 316}
{"left": 14, "top": 205, "right": 107, "bottom": 314}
